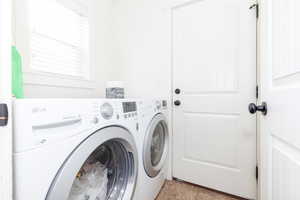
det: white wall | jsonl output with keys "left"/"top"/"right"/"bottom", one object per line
{"left": 111, "top": 0, "right": 173, "bottom": 100}
{"left": 111, "top": 0, "right": 180, "bottom": 179}
{"left": 13, "top": 0, "right": 115, "bottom": 98}
{"left": 13, "top": 0, "right": 175, "bottom": 99}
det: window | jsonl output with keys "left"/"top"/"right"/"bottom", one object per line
{"left": 15, "top": 0, "right": 94, "bottom": 88}
{"left": 29, "top": 0, "right": 90, "bottom": 79}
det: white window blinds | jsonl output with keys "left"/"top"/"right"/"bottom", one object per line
{"left": 29, "top": 0, "right": 90, "bottom": 78}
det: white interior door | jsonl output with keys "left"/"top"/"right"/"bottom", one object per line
{"left": 172, "top": 0, "right": 257, "bottom": 198}
{"left": 0, "top": 0, "right": 13, "bottom": 199}
{"left": 259, "top": 0, "right": 300, "bottom": 199}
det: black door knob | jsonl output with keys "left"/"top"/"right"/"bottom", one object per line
{"left": 175, "top": 88, "right": 181, "bottom": 94}
{"left": 248, "top": 102, "right": 267, "bottom": 115}
{"left": 174, "top": 100, "right": 181, "bottom": 106}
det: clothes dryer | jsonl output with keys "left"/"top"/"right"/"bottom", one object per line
{"left": 133, "top": 100, "right": 169, "bottom": 200}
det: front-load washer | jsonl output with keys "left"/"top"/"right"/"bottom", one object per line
{"left": 133, "top": 100, "right": 169, "bottom": 200}
{"left": 13, "top": 99, "right": 139, "bottom": 200}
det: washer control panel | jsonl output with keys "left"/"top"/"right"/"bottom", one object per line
{"left": 123, "top": 111, "right": 138, "bottom": 119}
{"left": 122, "top": 101, "right": 137, "bottom": 119}
{"left": 100, "top": 103, "right": 114, "bottom": 120}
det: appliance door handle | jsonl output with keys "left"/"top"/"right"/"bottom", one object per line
{"left": 32, "top": 116, "right": 82, "bottom": 130}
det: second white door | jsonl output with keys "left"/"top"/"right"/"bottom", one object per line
{"left": 172, "top": 0, "right": 257, "bottom": 198}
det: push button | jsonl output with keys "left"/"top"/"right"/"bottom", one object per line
{"left": 92, "top": 117, "right": 99, "bottom": 124}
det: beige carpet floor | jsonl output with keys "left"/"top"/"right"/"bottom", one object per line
{"left": 156, "top": 181, "right": 243, "bottom": 200}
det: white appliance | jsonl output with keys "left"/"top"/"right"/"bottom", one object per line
{"left": 13, "top": 99, "right": 139, "bottom": 200}
{"left": 133, "top": 100, "right": 169, "bottom": 200}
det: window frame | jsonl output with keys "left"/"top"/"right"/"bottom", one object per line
{"left": 14, "top": 0, "right": 96, "bottom": 89}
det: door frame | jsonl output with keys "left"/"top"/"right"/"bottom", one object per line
{"left": 170, "top": 0, "right": 260, "bottom": 198}
{"left": 256, "top": 1, "right": 262, "bottom": 199}
{"left": 0, "top": 0, "right": 13, "bottom": 199}
{"left": 256, "top": 0, "right": 269, "bottom": 199}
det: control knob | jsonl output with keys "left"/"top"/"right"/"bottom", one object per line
{"left": 100, "top": 103, "right": 114, "bottom": 119}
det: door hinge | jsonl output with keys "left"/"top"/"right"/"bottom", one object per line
{"left": 256, "top": 166, "right": 259, "bottom": 181}
{"left": 250, "top": 3, "right": 259, "bottom": 19}
{"left": 256, "top": 85, "right": 259, "bottom": 99}
{"left": 0, "top": 104, "right": 8, "bottom": 127}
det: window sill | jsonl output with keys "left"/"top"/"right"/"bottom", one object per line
{"left": 23, "top": 71, "right": 96, "bottom": 89}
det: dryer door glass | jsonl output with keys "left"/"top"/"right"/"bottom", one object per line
{"left": 143, "top": 114, "right": 169, "bottom": 178}
{"left": 151, "top": 122, "right": 165, "bottom": 166}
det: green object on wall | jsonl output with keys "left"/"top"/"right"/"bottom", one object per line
{"left": 12, "top": 46, "right": 24, "bottom": 98}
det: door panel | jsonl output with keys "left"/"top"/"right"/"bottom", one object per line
{"left": 183, "top": 112, "right": 240, "bottom": 168}
{"left": 172, "top": 0, "right": 257, "bottom": 198}
{"left": 260, "top": 0, "right": 300, "bottom": 199}
{"left": 272, "top": 139, "right": 300, "bottom": 200}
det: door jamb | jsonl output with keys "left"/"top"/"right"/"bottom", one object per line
{"left": 256, "top": 0, "right": 264, "bottom": 199}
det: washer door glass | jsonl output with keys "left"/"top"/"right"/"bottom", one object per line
{"left": 46, "top": 127, "right": 137, "bottom": 200}
{"left": 143, "top": 114, "right": 169, "bottom": 178}
{"left": 68, "top": 140, "right": 132, "bottom": 200}
{"left": 151, "top": 122, "right": 165, "bottom": 166}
